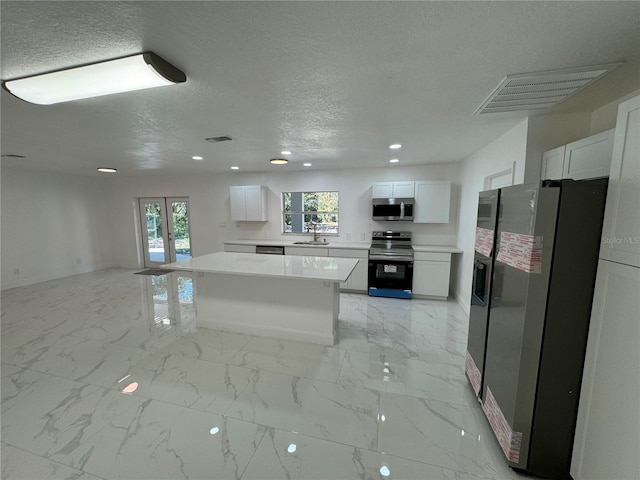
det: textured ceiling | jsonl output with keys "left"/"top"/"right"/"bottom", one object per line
{"left": 1, "top": 1, "right": 639, "bottom": 176}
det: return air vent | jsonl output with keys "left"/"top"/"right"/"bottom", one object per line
{"left": 475, "top": 63, "right": 621, "bottom": 114}
{"left": 205, "top": 136, "right": 232, "bottom": 143}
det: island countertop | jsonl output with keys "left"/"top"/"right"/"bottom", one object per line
{"left": 163, "top": 251, "right": 358, "bottom": 283}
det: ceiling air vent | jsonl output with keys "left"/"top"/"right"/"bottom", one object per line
{"left": 1, "top": 154, "right": 26, "bottom": 159}
{"left": 475, "top": 63, "right": 621, "bottom": 115}
{"left": 205, "top": 136, "right": 232, "bottom": 143}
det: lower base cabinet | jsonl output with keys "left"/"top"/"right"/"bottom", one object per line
{"left": 412, "top": 252, "right": 451, "bottom": 298}
{"left": 329, "top": 248, "right": 368, "bottom": 292}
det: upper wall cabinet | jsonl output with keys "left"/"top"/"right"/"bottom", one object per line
{"left": 372, "top": 181, "right": 415, "bottom": 198}
{"left": 599, "top": 96, "right": 640, "bottom": 268}
{"left": 230, "top": 185, "right": 269, "bottom": 221}
{"left": 541, "top": 129, "right": 615, "bottom": 181}
{"left": 414, "top": 181, "right": 451, "bottom": 223}
{"left": 541, "top": 146, "right": 566, "bottom": 181}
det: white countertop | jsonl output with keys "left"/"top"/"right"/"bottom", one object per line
{"left": 225, "top": 239, "right": 461, "bottom": 253}
{"left": 412, "top": 245, "right": 462, "bottom": 253}
{"left": 163, "top": 252, "right": 358, "bottom": 282}
{"left": 224, "top": 239, "right": 371, "bottom": 250}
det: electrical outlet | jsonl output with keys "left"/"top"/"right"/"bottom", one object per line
{"left": 13, "top": 268, "right": 19, "bottom": 275}
{"left": 75, "top": 258, "right": 81, "bottom": 264}
{"left": 346, "top": 233, "right": 351, "bottom": 241}
{"left": 197, "top": 272, "right": 204, "bottom": 278}
{"left": 219, "top": 222, "right": 226, "bottom": 228}
{"left": 360, "top": 233, "right": 366, "bottom": 241}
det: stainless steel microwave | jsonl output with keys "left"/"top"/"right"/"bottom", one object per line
{"left": 372, "top": 198, "right": 414, "bottom": 221}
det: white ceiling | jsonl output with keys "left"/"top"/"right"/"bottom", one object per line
{"left": 1, "top": 1, "right": 639, "bottom": 177}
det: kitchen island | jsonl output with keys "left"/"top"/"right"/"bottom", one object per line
{"left": 163, "top": 252, "right": 358, "bottom": 345}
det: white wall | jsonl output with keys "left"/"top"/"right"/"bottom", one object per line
{"left": 589, "top": 88, "right": 640, "bottom": 135}
{"left": 1, "top": 168, "right": 113, "bottom": 289}
{"left": 106, "top": 163, "right": 463, "bottom": 268}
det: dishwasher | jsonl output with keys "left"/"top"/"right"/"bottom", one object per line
{"left": 256, "top": 245, "right": 285, "bottom": 255}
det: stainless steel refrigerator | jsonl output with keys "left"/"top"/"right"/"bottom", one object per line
{"left": 467, "top": 178, "right": 608, "bottom": 479}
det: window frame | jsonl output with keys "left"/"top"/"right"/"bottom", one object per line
{"left": 281, "top": 191, "right": 340, "bottom": 235}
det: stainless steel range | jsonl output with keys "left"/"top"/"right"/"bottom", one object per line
{"left": 368, "top": 231, "right": 414, "bottom": 299}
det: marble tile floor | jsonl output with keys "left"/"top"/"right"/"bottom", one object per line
{"left": 1, "top": 268, "right": 531, "bottom": 480}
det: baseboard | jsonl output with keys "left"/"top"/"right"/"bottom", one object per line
{"left": 455, "top": 292, "right": 470, "bottom": 317}
{"left": 1, "top": 262, "right": 114, "bottom": 291}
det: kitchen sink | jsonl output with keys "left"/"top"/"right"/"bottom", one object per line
{"left": 292, "top": 241, "right": 329, "bottom": 245}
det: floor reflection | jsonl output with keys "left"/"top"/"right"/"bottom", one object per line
{"left": 140, "top": 272, "right": 196, "bottom": 331}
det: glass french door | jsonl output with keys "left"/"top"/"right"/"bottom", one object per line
{"left": 138, "top": 197, "right": 192, "bottom": 267}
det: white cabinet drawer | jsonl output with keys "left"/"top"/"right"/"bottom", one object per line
{"left": 414, "top": 251, "right": 451, "bottom": 262}
{"left": 224, "top": 244, "right": 256, "bottom": 253}
{"left": 329, "top": 248, "right": 368, "bottom": 259}
{"left": 285, "top": 246, "right": 329, "bottom": 257}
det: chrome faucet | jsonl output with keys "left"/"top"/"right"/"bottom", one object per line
{"left": 310, "top": 222, "right": 320, "bottom": 242}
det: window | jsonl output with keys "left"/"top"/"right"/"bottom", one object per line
{"left": 282, "top": 191, "right": 339, "bottom": 234}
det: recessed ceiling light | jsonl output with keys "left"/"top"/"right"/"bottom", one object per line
{"left": 389, "top": 144, "right": 402, "bottom": 149}
{"left": 231, "top": 166, "right": 239, "bottom": 170}
{"left": 389, "top": 159, "right": 399, "bottom": 163}
{"left": 97, "top": 167, "right": 117, "bottom": 173}
{"left": 281, "top": 150, "right": 292, "bottom": 155}
{"left": 303, "top": 163, "right": 312, "bottom": 167}
{"left": 270, "top": 158, "right": 288, "bottom": 165}
{"left": 192, "top": 155, "right": 203, "bottom": 160}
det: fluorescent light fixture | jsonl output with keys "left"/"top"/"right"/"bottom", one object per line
{"left": 97, "top": 167, "right": 117, "bottom": 173}
{"left": 389, "top": 144, "right": 402, "bottom": 149}
{"left": 281, "top": 150, "right": 292, "bottom": 155}
{"left": 2, "top": 52, "right": 186, "bottom": 105}
{"left": 303, "top": 163, "right": 312, "bottom": 167}
{"left": 231, "top": 166, "right": 239, "bottom": 170}
{"left": 389, "top": 159, "right": 399, "bottom": 163}
{"left": 270, "top": 158, "right": 288, "bottom": 165}
{"left": 192, "top": 155, "right": 203, "bottom": 161}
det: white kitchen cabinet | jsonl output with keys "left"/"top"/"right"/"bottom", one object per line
{"left": 563, "top": 129, "right": 615, "bottom": 180}
{"left": 412, "top": 251, "right": 451, "bottom": 298}
{"left": 224, "top": 243, "right": 256, "bottom": 253}
{"left": 571, "top": 259, "right": 640, "bottom": 480}
{"left": 372, "top": 181, "right": 415, "bottom": 198}
{"left": 329, "top": 248, "right": 368, "bottom": 291}
{"left": 230, "top": 185, "right": 269, "bottom": 221}
{"left": 541, "top": 145, "right": 566, "bottom": 180}
{"left": 541, "top": 129, "right": 615, "bottom": 181}
{"left": 599, "top": 96, "right": 640, "bottom": 268}
{"left": 413, "top": 181, "right": 451, "bottom": 223}
{"left": 284, "top": 246, "right": 329, "bottom": 257}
